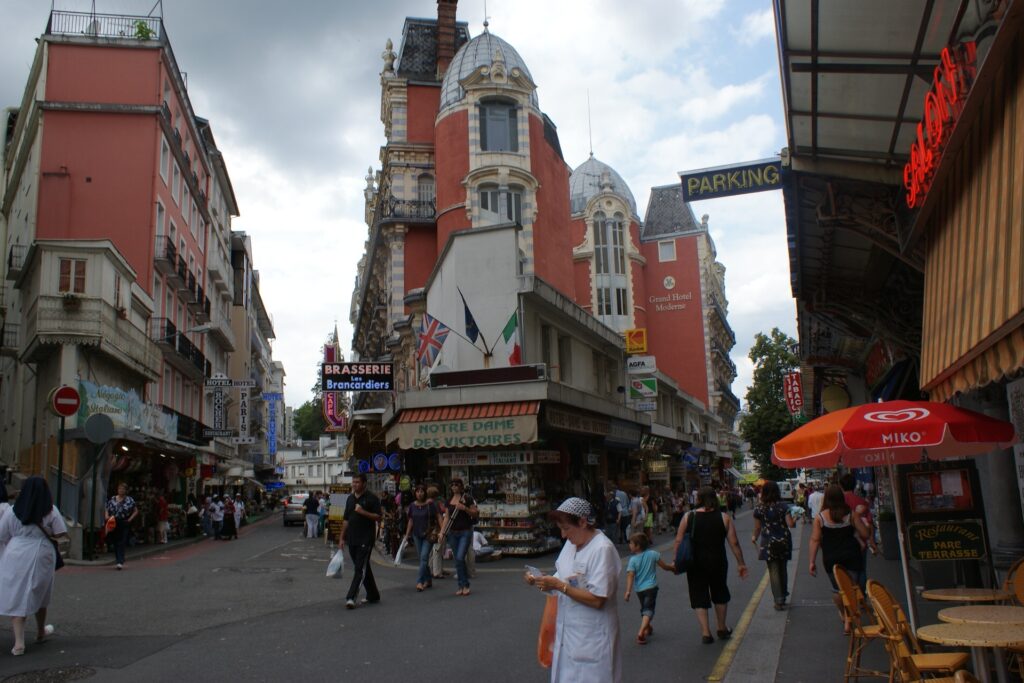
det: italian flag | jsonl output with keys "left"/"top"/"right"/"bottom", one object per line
{"left": 501, "top": 311, "right": 521, "bottom": 366}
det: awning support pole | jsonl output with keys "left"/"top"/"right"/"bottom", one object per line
{"left": 888, "top": 459, "right": 919, "bottom": 632}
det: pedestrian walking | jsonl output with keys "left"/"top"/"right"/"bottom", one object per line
{"left": 210, "top": 495, "right": 224, "bottom": 539}
{"left": 604, "top": 491, "right": 620, "bottom": 541}
{"left": 0, "top": 481, "right": 12, "bottom": 555}
{"left": 839, "top": 473, "right": 878, "bottom": 582}
{"left": 808, "top": 484, "right": 869, "bottom": 634}
{"left": 612, "top": 482, "right": 630, "bottom": 543}
{"left": 221, "top": 495, "right": 237, "bottom": 540}
{"left": 426, "top": 485, "right": 447, "bottom": 579}
{"left": 807, "top": 484, "right": 824, "bottom": 522}
{"left": 104, "top": 482, "right": 138, "bottom": 569}
{"left": 525, "top": 497, "right": 621, "bottom": 683}
{"left": 751, "top": 481, "right": 795, "bottom": 610}
{"left": 233, "top": 493, "right": 245, "bottom": 532}
{"left": 629, "top": 489, "right": 646, "bottom": 541}
{"left": 155, "top": 493, "right": 169, "bottom": 544}
{"left": 340, "top": 474, "right": 382, "bottom": 609}
{"left": 0, "top": 477, "right": 67, "bottom": 656}
{"left": 674, "top": 486, "right": 748, "bottom": 644}
{"left": 438, "top": 478, "right": 478, "bottom": 596}
{"left": 403, "top": 484, "right": 439, "bottom": 592}
{"left": 624, "top": 532, "right": 674, "bottom": 644}
{"left": 304, "top": 491, "right": 320, "bottom": 539}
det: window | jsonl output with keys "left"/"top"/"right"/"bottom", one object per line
{"left": 596, "top": 287, "right": 611, "bottom": 315}
{"left": 479, "top": 185, "right": 523, "bottom": 225}
{"left": 594, "top": 213, "right": 626, "bottom": 275}
{"left": 615, "top": 287, "right": 628, "bottom": 315}
{"left": 541, "top": 324, "right": 552, "bottom": 371}
{"left": 172, "top": 165, "right": 180, "bottom": 203}
{"left": 58, "top": 258, "right": 86, "bottom": 293}
{"left": 175, "top": 375, "right": 182, "bottom": 411}
{"left": 156, "top": 201, "right": 165, "bottom": 238}
{"left": 182, "top": 188, "right": 190, "bottom": 226}
{"left": 114, "top": 274, "right": 122, "bottom": 309}
{"left": 153, "top": 275, "right": 161, "bottom": 305}
{"left": 480, "top": 100, "right": 517, "bottom": 152}
{"left": 160, "top": 139, "right": 169, "bottom": 182}
{"left": 594, "top": 213, "right": 608, "bottom": 274}
{"left": 197, "top": 221, "right": 205, "bottom": 253}
{"left": 163, "top": 368, "right": 172, "bottom": 405}
{"left": 658, "top": 240, "right": 676, "bottom": 262}
{"left": 611, "top": 215, "right": 625, "bottom": 274}
{"left": 557, "top": 336, "right": 573, "bottom": 384}
{"left": 417, "top": 174, "right": 435, "bottom": 204}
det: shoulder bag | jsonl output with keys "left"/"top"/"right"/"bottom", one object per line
{"left": 673, "top": 511, "right": 696, "bottom": 575}
{"left": 36, "top": 523, "right": 64, "bottom": 571}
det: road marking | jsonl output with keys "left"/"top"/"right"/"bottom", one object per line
{"left": 245, "top": 537, "right": 307, "bottom": 562}
{"left": 707, "top": 569, "right": 770, "bottom": 682}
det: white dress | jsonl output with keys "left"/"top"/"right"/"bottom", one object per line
{"left": 0, "top": 503, "right": 11, "bottom": 555}
{"left": 0, "top": 506, "right": 67, "bottom": 617}
{"left": 550, "top": 532, "right": 622, "bottom": 683}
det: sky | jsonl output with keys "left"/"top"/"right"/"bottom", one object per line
{"left": 0, "top": 0, "right": 797, "bottom": 412}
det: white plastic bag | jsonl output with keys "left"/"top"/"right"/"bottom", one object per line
{"left": 393, "top": 537, "right": 409, "bottom": 566}
{"left": 326, "top": 549, "right": 345, "bottom": 578}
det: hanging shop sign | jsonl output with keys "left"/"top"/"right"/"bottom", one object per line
{"left": 233, "top": 389, "right": 255, "bottom": 444}
{"left": 903, "top": 42, "right": 978, "bottom": 209}
{"left": 679, "top": 157, "right": 782, "bottom": 202}
{"left": 624, "top": 328, "right": 648, "bottom": 355}
{"left": 77, "top": 380, "right": 178, "bottom": 441}
{"left": 782, "top": 371, "right": 804, "bottom": 415}
{"left": 320, "top": 362, "right": 393, "bottom": 392}
{"left": 263, "top": 392, "right": 281, "bottom": 456}
{"left": 628, "top": 377, "right": 657, "bottom": 400}
{"left": 606, "top": 419, "right": 642, "bottom": 447}
{"left": 907, "top": 519, "right": 987, "bottom": 561}
{"left": 372, "top": 452, "right": 389, "bottom": 472}
{"left": 632, "top": 401, "right": 657, "bottom": 413}
{"left": 438, "top": 450, "right": 561, "bottom": 467}
{"left": 391, "top": 415, "right": 538, "bottom": 450}
{"left": 545, "top": 406, "right": 610, "bottom": 436}
{"left": 626, "top": 355, "right": 657, "bottom": 374}
{"left": 323, "top": 391, "right": 348, "bottom": 432}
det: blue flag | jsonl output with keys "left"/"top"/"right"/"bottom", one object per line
{"left": 460, "top": 288, "right": 480, "bottom": 344}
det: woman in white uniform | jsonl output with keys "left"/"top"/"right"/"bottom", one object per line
{"left": 0, "top": 481, "right": 12, "bottom": 555}
{"left": 0, "top": 476, "right": 68, "bottom": 656}
{"left": 526, "top": 497, "right": 621, "bottom": 683}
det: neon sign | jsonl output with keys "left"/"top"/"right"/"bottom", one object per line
{"left": 903, "top": 42, "right": 977, "bottom": 209}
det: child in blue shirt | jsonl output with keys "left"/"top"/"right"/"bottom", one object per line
{"left": 624, "top": 532, "right": 674, "bottom": 644}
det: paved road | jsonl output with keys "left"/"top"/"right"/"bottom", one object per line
{"left": 0, "top": 509, "right": 773, "bottom": 681}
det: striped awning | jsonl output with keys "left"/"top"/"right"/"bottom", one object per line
{"left": 388, "top": 401, "right": 540, "bottom": 450}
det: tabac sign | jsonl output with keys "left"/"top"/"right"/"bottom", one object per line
{"left": 680, "top": 158, "right": 782, "bottom": 202}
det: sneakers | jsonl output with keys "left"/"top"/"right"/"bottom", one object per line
{"left": 345, "top": 599, "right": 355, "bottom": 609}
{"left": 115, "top": 564, "right": 123, "bottom": 570}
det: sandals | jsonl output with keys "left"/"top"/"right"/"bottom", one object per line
{"left": 636, "top": 634, "right": 648, "bottom": 645}
{"left": 415, "top": 583, "right": 424, "bottom": 592}
{"left": 701, "top": 634, "right": 715, "bottom": 644}
{"left": 455, "top": 587, "right": 471, "bottom": 596}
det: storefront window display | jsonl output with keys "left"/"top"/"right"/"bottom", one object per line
{"left": 440, "top": 450, "right": 562, "bottom": 556}
{"left": 107, "top": 449, "right": 189, "bottom": 545}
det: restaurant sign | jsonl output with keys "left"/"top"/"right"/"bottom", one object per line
{"left": 907, "top": 519, "right": 986, "bottom": 561}
{"left": 679, "top": 158, "right": 782, "bottom": 202}
{"left": 321, "top": 362, "right": 393, "bottom": 392}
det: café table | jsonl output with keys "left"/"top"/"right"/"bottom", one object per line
{"left": 938, "top": 605, "right": 1024, "bottom": 625}
{"left": 916, "top": 622, "right": 1024, "bottom": 683}
{"left": 921, "top": 588, "right": 1012, "bottom": 603}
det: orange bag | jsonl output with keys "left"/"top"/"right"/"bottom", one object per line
{"left": 537, "top": 594, "right": 558, "bottom": 668}
{"left": 104, "top": 516, "right": 117, "bottom": 533}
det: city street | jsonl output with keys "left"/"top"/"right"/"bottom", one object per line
{"left": 0, "top": 511, "right": 775, "bottom": 682}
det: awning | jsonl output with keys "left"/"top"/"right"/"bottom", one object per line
{"left": 387, "top": 401, "right": 540, "bottom": 450}
{"left": 726, "top": 468, "right": 743, "bottom": 480}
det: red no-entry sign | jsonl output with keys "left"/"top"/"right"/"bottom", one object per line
{"left": 50, "top": 385, "right": 81, "bottom": 418}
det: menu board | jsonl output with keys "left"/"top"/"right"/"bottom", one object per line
{"left": 906, "top": 468, "right": 973, "bottom": 514}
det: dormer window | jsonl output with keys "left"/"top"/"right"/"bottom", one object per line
{"left": 480, "top": 100, "right": 518, "bottom": 152}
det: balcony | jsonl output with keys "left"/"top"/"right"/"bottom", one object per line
{"left": 380, "top": 197, "right": 436, "bottom": 222}
{"left": 185, "top": 272, "right": 198, "bottom": 303}
{"left": 1, "top": 322, "right": 18, "bottom": 357}
{"left": 154, "top": 236, "right": 178, "bottom": 277}
{"left": 46, "top": 10, "right": 161, "bottom": 40}
{"left": 162, "top": 406, "right": 210, "bottom": 446}
{"left": 23, "top": 296, "right": 160, "bottom": 380}
{"left": 193, "top": 293, "right": 211, "bottom": 324}
{"left": 207, "top": 316, "right": 235, "bottom": 352}
{"left": 6, "top": 244, "right": 27, "bottom": 281}
{"left": 160, "top": 101, "right": 171, "bottom": 124}
{"left": 150, "top": 317, "right": 208, "bottom": 381}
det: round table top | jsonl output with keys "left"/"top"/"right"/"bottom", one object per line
{"left": 917, "top": 622, "right": 1024, "bottom": 648}
{"left": 938, "top": 605, "right": 1024, "bottom": 625}
{"left": 920, "top": 588, "right": 1012, "bottom": 602}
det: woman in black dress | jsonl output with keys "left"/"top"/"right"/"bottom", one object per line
{"left": 674, "top": 486, "right": 748, "bottom": 644}
{"left": 808, "top": 484, "right": 868, "bottom": 634}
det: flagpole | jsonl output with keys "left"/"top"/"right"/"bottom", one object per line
{"left": 457, "top": 287, "right": 489, "bottom": 354}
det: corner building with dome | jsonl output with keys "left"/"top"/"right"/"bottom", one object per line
{"left": 348, "top": 1, "right": 740, "bottom": 548}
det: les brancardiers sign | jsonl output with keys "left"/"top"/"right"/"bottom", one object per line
{"left": 321, "top": 362, "right": 393, "bottom": 391}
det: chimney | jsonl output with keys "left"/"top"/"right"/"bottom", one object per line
{"left": 436, "top": 0, "right": 458, "bottom": 79}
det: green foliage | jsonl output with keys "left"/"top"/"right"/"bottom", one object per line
{"left": 134, "top": 20, "right": 155, "bottom": 40}
{"left": 293, "top": 398, "right": 325, "bottom": 441}
{"left": 740, "top": 328, "right": 800, "bottom": 482}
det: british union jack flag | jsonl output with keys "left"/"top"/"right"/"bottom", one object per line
{"left": 417, "top": 313, "right": 450, "bottom": 368}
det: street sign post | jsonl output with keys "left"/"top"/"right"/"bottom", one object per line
{"left": 84, "top": 413, "right": 114, "bottom": 560}
{"left": 47, "top": 385, "right": 80, "bottom": 510}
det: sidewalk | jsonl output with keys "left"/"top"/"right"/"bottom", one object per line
{"left": 725, "top": 521, "right": 953, "bottom": 682}
{"left": 65, "top": 510, "right": 278, "bottom": 566}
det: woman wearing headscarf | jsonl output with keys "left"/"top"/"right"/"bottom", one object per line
{"left": 674, "top": 486, "right": 748, "bottom": 644}
{"left": 0, "top": 477, "right": 67, "bottom": 656}
{"left": 525, "top": 497, "right": 622, "bottom": 683}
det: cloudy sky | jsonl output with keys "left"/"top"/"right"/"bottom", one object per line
{"left": 1, "top": 0, "right": 796, "bottom": 411}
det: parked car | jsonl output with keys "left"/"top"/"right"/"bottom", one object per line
{"left": 283, "top": 493, "right": 309, "bottom": 526}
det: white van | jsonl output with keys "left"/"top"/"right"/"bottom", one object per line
{"left": 778, "top": 480, "right": 794, "bottom": 502}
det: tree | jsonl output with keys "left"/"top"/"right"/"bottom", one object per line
{"left": 293, "top": 397, "right": 325, "bottom": 440}
{"left": 740, "top": 328, "right": 800, "bottom": 482}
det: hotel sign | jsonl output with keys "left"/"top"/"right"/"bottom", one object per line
{"left": 680, "top": 158, "right": 782, "bottom": 202}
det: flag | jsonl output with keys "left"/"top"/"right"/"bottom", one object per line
{"left": 417, "top": 313, "right": 450, "bottom": 368}
{"left": 501, "top": 311, "right": 521, "bottom": 366}
{"left": 459, "top": 289, "right": 480, "bottom": 344}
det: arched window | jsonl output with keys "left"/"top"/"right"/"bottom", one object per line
{"left": 417, "top": 174, "right": 435, "bottom": 204}
{"left": 479, "top": 99, "right": 518, "bottom": 152}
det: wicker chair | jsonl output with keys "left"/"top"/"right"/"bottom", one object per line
{"left": 834, "top": 566, "right": 889, "bottom": 682}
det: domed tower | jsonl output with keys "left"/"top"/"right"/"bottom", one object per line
{"left": 569, "top": 156, "right": 646, "bottom": 333}
{"left": 434, "top": 27, "right": 574, "bottom": 295}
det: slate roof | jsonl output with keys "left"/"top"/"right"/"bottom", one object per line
{"left": 396, "top": 17, "right": 470, "bottom": 82}
{"left": 641, "top": 184, "right": 702, "bottom": 239}
{"left": 568, "top": 156, "right": 637, "bottom": 216}
{"left": 439, "top": 31, "right": 539, "bottom": 111}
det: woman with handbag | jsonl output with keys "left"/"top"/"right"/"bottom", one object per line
{"left": 403, "top": 484, "right": 440, "bottom": 592}
{"left": 104, "top": 482, "right": 138, "bottom": 569}
{"left": 751, "top": 481, "right": 795, "bottom": 610}
{"left": 0, "top": 476, "right": 67, "bottom": 656}
{"left": 674, "top": 486, "right": 748, "bottom": 644}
